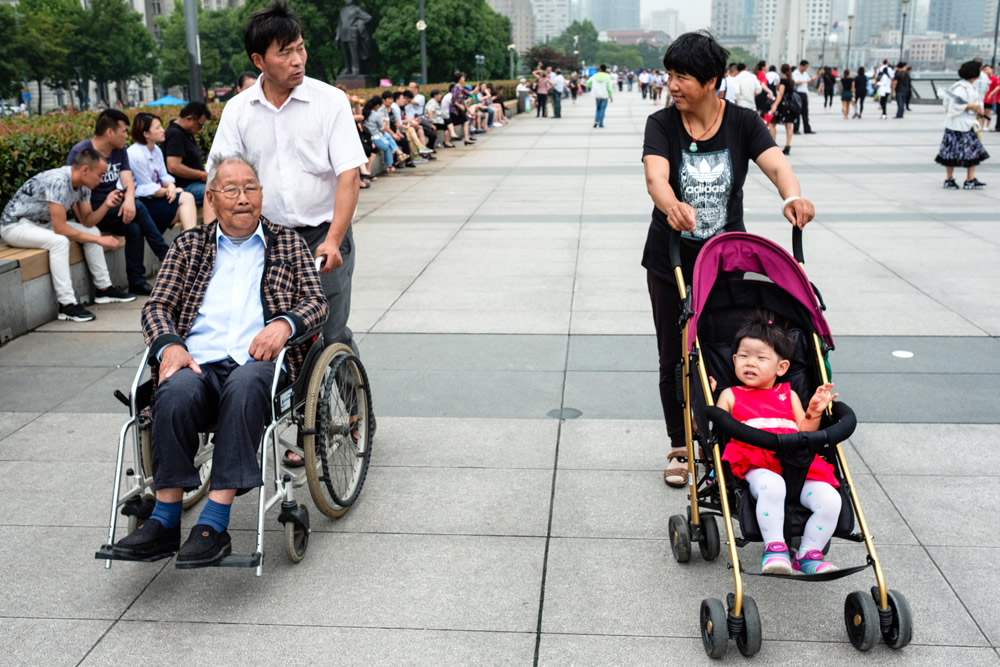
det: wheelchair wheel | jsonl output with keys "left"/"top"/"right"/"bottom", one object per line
{"left": 302, "top": 344, "right": 374, "bottom": 519}
{"left": 283, "top": 504, "right": 309, "bottom": 563}
{"left": 140, "top": 422, "right": 212, "bottom": 510}
{"left": 845, "top": 590, "right": 880, "bottom": 651}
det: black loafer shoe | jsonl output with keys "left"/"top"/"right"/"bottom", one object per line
{"left": 129, "top": 282, "right": 154, "bottom": 296}
{"left": 112, "top": 518, "right": 181, "bottom": 559}
{"left": 175, "top": 524, "right": 232, "bottom": 569}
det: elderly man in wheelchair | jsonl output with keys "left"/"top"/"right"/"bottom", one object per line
{"left": 98, "top": 155, "right": 375, "bottom": 573}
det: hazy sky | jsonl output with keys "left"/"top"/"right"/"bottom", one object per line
{"left": 642, "top": 0, "right": 711, "bottom": 30}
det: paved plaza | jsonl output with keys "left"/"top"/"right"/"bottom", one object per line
{"left": 2, "top": 91, "right": 1000, "bottom": 665}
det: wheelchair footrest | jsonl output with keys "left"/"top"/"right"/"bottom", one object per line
{"left": 215, "top": 552, "right": 262, "bottom": 568}
{"left": 94, "top": 544, "right": 175, "bottom": 563}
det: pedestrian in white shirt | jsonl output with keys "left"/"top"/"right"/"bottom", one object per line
{"left": 639, "top": 70, "right": 650, "bottom": 99}
{"left": 792, "top": 60, "right": 819, "bottom": 133}
{"left": 208, "top": 3, "right": 367, "bottom": 369}
{"left": 732, "top": 63, "right": 763, "bottom": 110}
{"left": 718, "top": 64, "right": 739, "bottom": 104}
{"left": 549, "top": 68, "right": 566, "bottom": 118}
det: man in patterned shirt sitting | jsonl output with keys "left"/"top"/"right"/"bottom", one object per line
{"left": 112, "top": 155, "right": 328, "bottom": 568}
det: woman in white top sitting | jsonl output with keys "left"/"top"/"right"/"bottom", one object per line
{"left": 126, "top": 113, "right": 197, "bottom": 232}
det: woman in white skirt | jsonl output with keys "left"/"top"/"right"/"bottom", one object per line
{"left": 937, "top": 60, "right": 990, "bottom": 190}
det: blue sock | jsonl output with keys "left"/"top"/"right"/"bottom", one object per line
{"left": 149, "top": 500, "right": 182, "bottom": 529}
{"left": 196, "top": 499, "right": 232, "bottom": 533}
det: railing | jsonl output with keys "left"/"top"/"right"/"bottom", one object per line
{"left": 910, "top": 77, "right": 959, "bottom": 104}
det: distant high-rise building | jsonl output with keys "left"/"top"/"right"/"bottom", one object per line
{"left": 585, "top": 0, "right": 640, "bottom": 30}
{"left": 928, "top": 0, "right": 990, "bottom": 36}
{"left": 648, "top": 8, "right": 680, "bottom": 38}
{"left": 853, "top": 0, "right": 903, "bottom": 45}
{"left": 488, "top": 0, "right": 536, "bottom": 52}
{"left": 534, "top": 0, "right": 570, "bottom": 43}
{"left": 711, "top": 0, "right": 757, "bottom": 37}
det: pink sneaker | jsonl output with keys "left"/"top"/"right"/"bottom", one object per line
{"left": 793, "top": 549, "right": 838, "bottom": 574}
{"left": 761, "top": 541, "right": 792, "bottom": 574}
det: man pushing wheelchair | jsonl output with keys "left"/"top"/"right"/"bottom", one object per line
{"left": 111, "top": 155, "right": 328, "bottom": 567}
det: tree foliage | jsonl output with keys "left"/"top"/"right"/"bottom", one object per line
{"left": 75, "top": 0, "right": 157, "bottom": 104}
{"left": 14, "top": 0, "right": 81, "bottom": 113}
{"left": 0, "top": 4, "right": 24, "bottom": 100}
{"left": 724, "top": 46, "right": 763, "bottom": 67}
{"left": 522, "top": 45, "right": 580, "bottom": 72}
{"left": 158, "top": 5, "right": 251, "bottom": 91}
{"left": 547, "top": 20, "right": 600, "bottom": 62}
{"left": 374, "top": 0, "right": 511, "bottom": 83}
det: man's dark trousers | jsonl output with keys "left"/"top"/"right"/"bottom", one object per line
{"left": 97, "top": 199, "right": 170, "bottom": 288}
{"left": 896, "top": 94, "right": 907, "bottom": 118}
{"left": 793, "top": 92, "right": 812, "bottom": 133}
{"left": 295, "top": 223, "right": 359, "bottom": 356}
{"left": 552, "top": 91, "right": 562, "bottom": 118}
{"left": 152, "top": 358, "right": 274, "bottom": 493}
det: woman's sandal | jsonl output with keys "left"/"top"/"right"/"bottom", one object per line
{"left": 664, "top": 448, "right": 689, "bottom": 488}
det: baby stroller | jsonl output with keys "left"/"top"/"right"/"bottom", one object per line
{"left": 665, "top": 229, "right": 913, "bottom": 658}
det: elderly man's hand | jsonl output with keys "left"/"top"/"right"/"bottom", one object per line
{"left": 249, "top": 319, "right": 292, "bottom": 362}
{"left": 160, "top": 344, "right": 201, "bottom": 379}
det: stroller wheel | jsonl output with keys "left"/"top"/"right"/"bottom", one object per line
{"left": 699, "top": 516, "right": 721, "bottom": 561}
{"left": 668, "top": 514, "right": 691, "bottom": 562}
{"left": 871, "top": 587, "right": 913, "bottom": 649}
{"left": 728, "top": 593, "right": 762, "bottom": 657}
{"left": 700, "top": 598, "right": 728, "bottom": 658}
{"left": 844, "top": 591, "right": 880, "bottom": 651}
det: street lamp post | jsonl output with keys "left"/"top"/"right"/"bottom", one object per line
{"left": 992, "top": 0, "right": 1000, "bottom": 68}
{"left": 846, "top": 13, "right": 854, "bottom": 70}
{"left": 183, "top": 0, "right": 203, "bottom": 102}
{"left": 819, "top": 22, "right": 828, "bottom": 67}
{"left": 898, "top": 0, "right": 911, "bottom": 64}
{"left": 418, "top": 0, "right": 427, "bottom": 84}
{"left": 508, "top": 44, "right": 516, "bottom": 79}
{"left": 800, "top": 28, "right": 806, "bottom": 63}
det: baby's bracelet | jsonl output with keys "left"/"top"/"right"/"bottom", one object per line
{"left": 804, "top": 412, "right": 821, "bottom": 420}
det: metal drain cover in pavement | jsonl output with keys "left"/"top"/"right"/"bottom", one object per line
{"left": 547, "top": 407, "right": 583, "bottom": 420}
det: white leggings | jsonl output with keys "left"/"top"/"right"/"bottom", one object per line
{"left": 1, "top": 219, "right": 111, "bottom": 305}
{"left": 745, "top": 468, "right": 842, "bottom": 555}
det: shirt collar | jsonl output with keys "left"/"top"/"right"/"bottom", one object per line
{"left": 249, "top": 76, "right": 311, "bottom": 110}
{"left": 214, "top": 218, "right": 266, "bottom": 248}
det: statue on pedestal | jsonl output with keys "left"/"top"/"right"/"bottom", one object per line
{"left": 336, "top": 0, "right": 372, "bottom": 77}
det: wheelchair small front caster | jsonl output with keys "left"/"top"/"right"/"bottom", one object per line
{"left": 280, "top": 502, "right": 310, "bottom": 563}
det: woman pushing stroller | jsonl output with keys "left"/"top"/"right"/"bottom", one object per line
{"left": 641, "top": 30, "right": 815, "bottom": 488}
{"left": 713, "top": 312, "right": 841, "bottom": 575}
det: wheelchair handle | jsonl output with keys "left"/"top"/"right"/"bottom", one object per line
{"left": 315, "top": 255, "right": 326, "bottom": 272}
{"left": 705, "top": 401, "right": 856, "bottom": 455}
{"left": 287, "top": 326, "right": 324, "bottom": 347}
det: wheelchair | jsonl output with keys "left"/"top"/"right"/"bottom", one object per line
{"left": 95, "top": 328, "right": 374, "bottom": 576}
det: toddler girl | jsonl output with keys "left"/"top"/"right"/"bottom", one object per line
{"left": 716, "top": 312, "right": 841, "bottom": 575}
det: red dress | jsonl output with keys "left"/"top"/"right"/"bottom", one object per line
{"left": 721, "top": 383, "right": 838, "bottom": 487}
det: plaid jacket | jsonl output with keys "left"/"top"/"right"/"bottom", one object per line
{"left": 141, "top": 217, "right": 329, "bottom": 384}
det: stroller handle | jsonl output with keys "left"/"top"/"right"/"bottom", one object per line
{"left": 667, "top": 227, "right": 805, "bottom": 269}
{"left": 705, "top": 401, "right": 856, "bottom": 456}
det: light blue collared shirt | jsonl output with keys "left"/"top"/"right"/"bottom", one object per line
{"left": 182, "top": 222, "right": 292, "bottom": 366}
{"left": 126, "top": 143, "right": 175, "bottom": 198}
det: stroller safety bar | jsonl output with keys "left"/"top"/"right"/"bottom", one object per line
{"left": 705, "top": 401, "right": 857, "bottom": 455}
{"left": 667, "top": 226, "right": 807, "bottom": 272}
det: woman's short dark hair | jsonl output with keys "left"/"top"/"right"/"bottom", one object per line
{"left": 959, "top": 60, "right": 981, "bottom": 80}
{"left": 453, "top": 71, "right": 465, "bottom": 82}
{"left": 243, "top": 0, "right": 303, "bottom": 61}
{"left": 662, "top": 31, "right": 728, "bottom": 89}
{"left": 857, "top": 66, "right": 865, "bottom": 76}
{"left": 733, "top": 311, "right": 795, "bottom": 360}
{"left": 130, "top": 112, "right": 160, "bottom": 144}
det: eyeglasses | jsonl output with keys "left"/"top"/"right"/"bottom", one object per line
{"left": 209, "top": 184, "right": 263, "bottom": 199}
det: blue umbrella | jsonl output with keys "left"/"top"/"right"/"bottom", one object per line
{"left": 147, "top": 95, "right": 187, "bottom": 107}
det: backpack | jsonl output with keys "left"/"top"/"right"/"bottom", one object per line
{"left": 785, "top": 85, "right": 802, "bottom": 114}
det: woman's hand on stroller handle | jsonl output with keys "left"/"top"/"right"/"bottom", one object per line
{"left": 783, "top": 197, "right": 815, "bottom": 229}
{"left": 666, "top": 201, "right": 698, "bottom": 232}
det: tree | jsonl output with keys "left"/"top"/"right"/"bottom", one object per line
{"left": 0, "top": 4, "right": 25, "bottom": 100}
{"left": 374, "top": 0, "right": 510, "bottom": 83}
{"left": 158, "top": 6, "right": 251, "bottom": 91}
{"left": 592, "top": 43, "right": 642, "bottom": 71}
{"left": 16, "top": 0, "right": 80, "bottom": 113}
{"left": 522, "top": 45, "right": 578, "bottom": 72}
{"left": 75, "top": 0, "right": 157, "bottom": 105}
{"left": 724, "top": 46, "right": 763, "bottom": 67}
{"left": 636, "top": 41, "right": 667, "bottom": 70}
{"left": 549, "top": 20, "right": 600, "bottom": 62}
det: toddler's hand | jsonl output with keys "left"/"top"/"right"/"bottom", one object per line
{"left": 709, "top": 376, "right": 717, "bottom": 392}
{"left": 808, "top": 382, "right": 838, "bottom": 414}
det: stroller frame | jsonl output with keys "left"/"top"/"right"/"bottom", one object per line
{"left": 667, "top": 228, "right": 913, "bottom": 657}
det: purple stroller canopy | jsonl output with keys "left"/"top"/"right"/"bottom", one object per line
{"left": 688, "top": 232, "right": 834, "bottom": 353}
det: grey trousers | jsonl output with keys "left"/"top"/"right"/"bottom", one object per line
{"left": 295, "top": 223, "right": 359, "bottom": 356}
{"left": 152, "top": 358, "right": 275, "bottom": 493}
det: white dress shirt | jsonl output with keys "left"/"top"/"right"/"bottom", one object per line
{"left": 793, "top": 69, "right": 811, "bottom": 93}
{"left": 207, "top": 76, "right": 367, "bottom": 229}
{"left": 126, "top": 143, "right": 175, "bottom": 198}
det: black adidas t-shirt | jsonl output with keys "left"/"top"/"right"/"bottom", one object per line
{"left": 641, "top": 101, "right": 775, "bottom": 283}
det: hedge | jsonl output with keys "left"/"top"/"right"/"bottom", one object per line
{"left": 0, "top": 79, "right": 520, "bottom": 211}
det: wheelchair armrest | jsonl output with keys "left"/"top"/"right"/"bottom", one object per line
{"left": 286, "top": 327, "right": 323, "bottom": 348}
{"left": 706, "top": 401, "right": 857, "bottom": 456}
